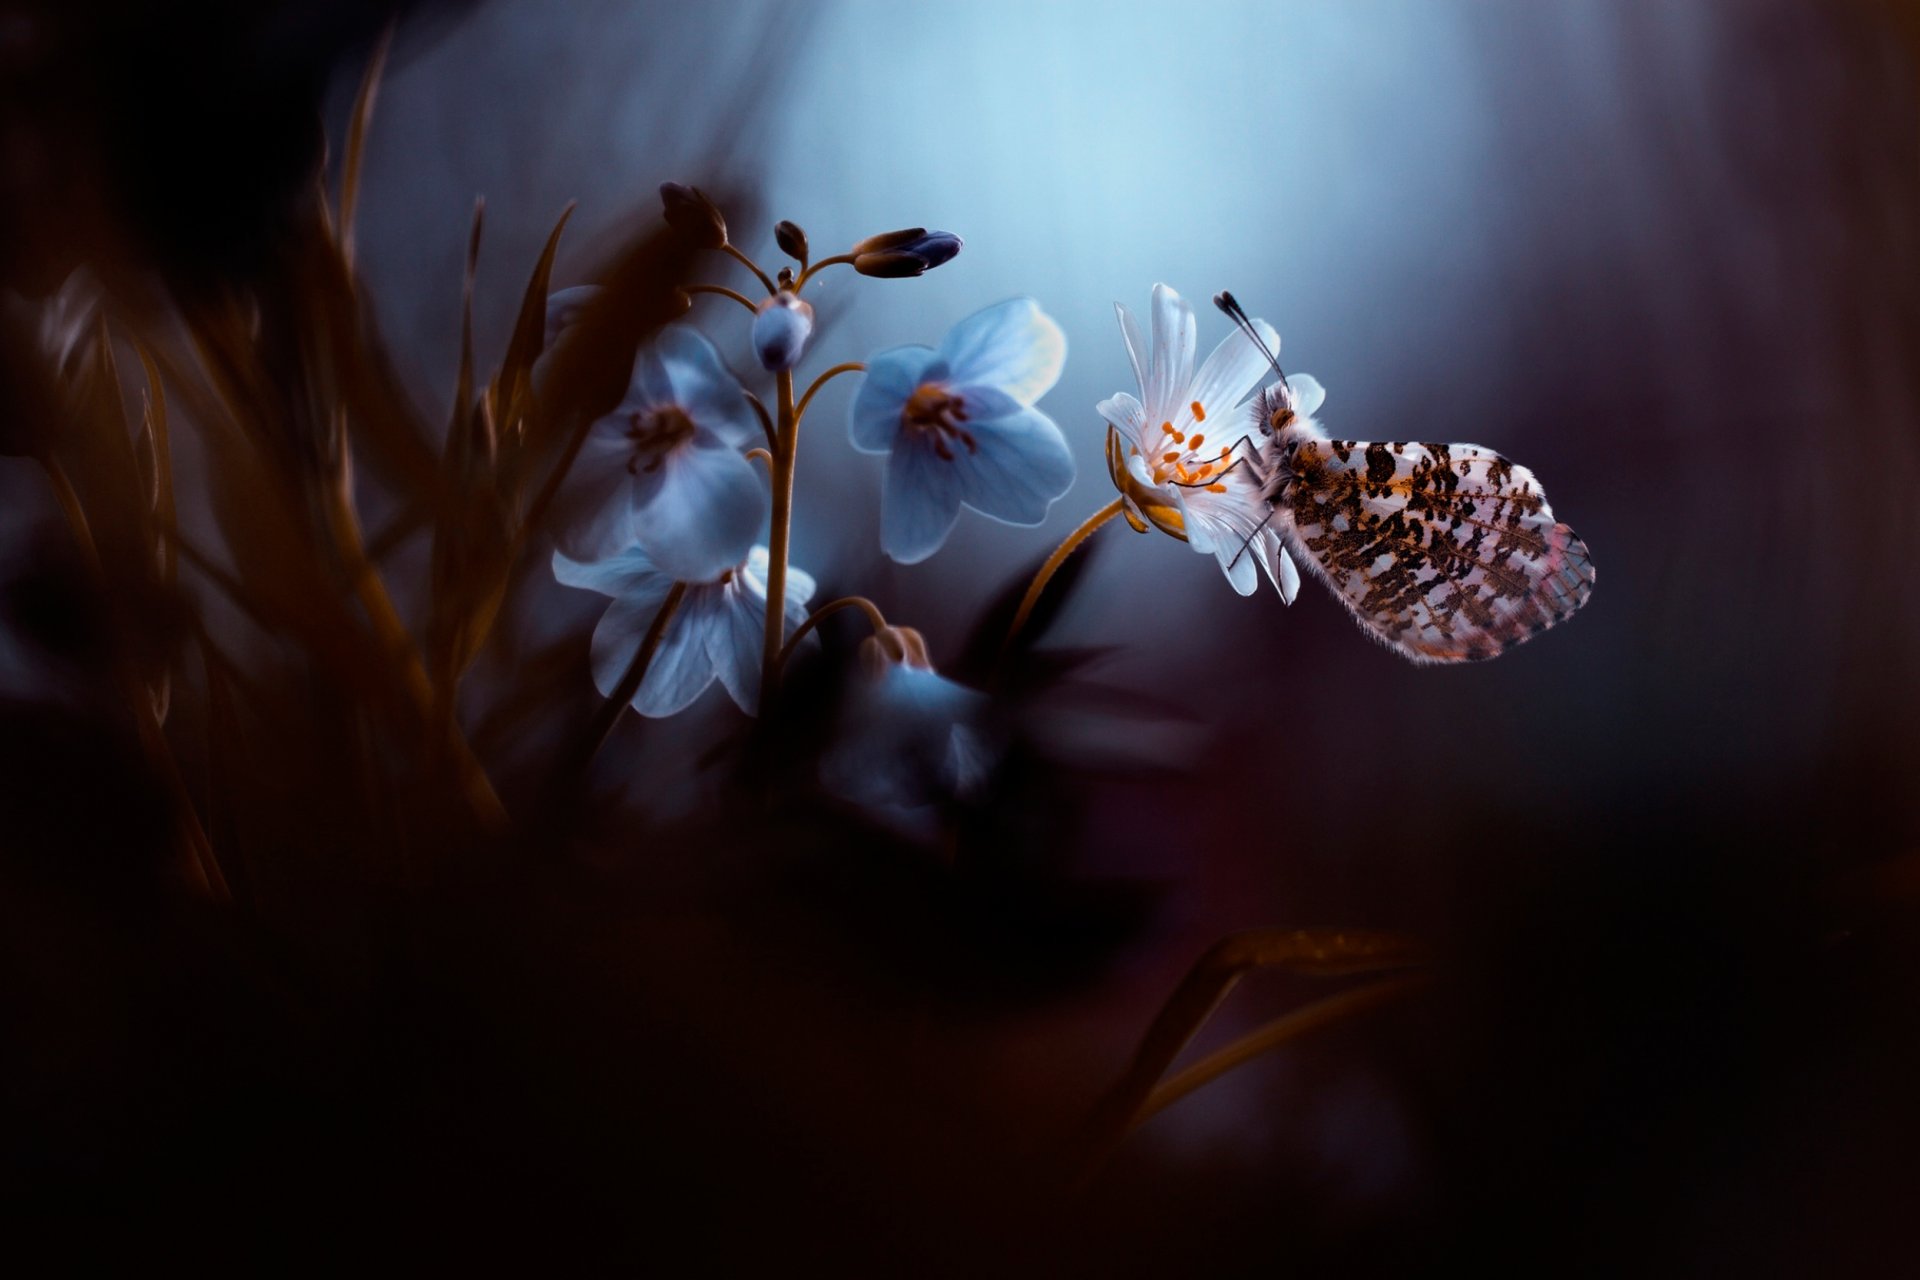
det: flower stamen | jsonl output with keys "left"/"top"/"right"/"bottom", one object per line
{"left": 903, "top": 383, "right": 980, "bottom": 462}
{"left": 624, "top": 405, "right": 697, "bottom": 474}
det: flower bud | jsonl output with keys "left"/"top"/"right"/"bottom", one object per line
{"left": 774, "top": 220, "right": 809, "bottom": 265}
{"left": 852, "top": 230, "right": 963, "bottom": 278}
{"left": 752, "top": 290, "right": 815, "bottom": 371}
{"left": 659, "top": 182, "right": 727, "bottom": 248}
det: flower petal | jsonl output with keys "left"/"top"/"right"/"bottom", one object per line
{"left": 653, "top": 326, "right": 757, "bottom": 445}
{"left": 1187, "top": 317, "right": 1280, "bottom": 427}
{"left": 1146, "top": 284, "right": 1196, "bottom": 423}
{"left": 945, "top": 406, "right": 1075, "bottom": 526}
{"left": 1266, "top": 535, "right": 1301, "bottom": 604}
{"left": 550, "top": 418, "right": 640, "bottom": 562}
{"left": 631, "top": 433, "right": 767, "bottom": 582}
{"left": 633, "top": 586, "right": 723, "bottom": 717}
{"left": 587, "top": 584, "right": 717, "bottom": 717}
{"left": 881, "top": 434, "right": 964, "bottom": 563}
{"left": 937, "top": 298, "right": 1065, "bottom": 406}
{"left": 1287, "top": 373, "right": 1326, "bottom": 418}
{"left": 1217, "top": 542, "right": 1260, "bottom": 595}
{"left": 1097, "top": 391, "right": 1148, "bottom": 444}
{"left": 708, "top": 578, "right": 766, "bottom": 714}
{"left": 850, "top": 345, "right": 940, "bottom": 454}
{"left": 553, "top": 544, "right": 670, "bottom": 603}
{"left": 545, "top": 285, "right": 601, "bottom": 349}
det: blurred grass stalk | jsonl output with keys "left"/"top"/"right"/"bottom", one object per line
{"left": 29, "top": 34, "right": 702, "bottom": 899}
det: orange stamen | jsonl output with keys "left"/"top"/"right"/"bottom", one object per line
{"left": 1162, "top": 451, "right": 1180, "bottom": 463}
{"left": 1189, "top": 433, "right": 1205, "bottom": 449}
{"left": 1206, "top": 483, "right": 1227, "bottom": 493}
{"left": 1190, "top": 401, "right": 1206, "bottom": 422}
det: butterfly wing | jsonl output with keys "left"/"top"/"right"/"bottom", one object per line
{"left": 1277, "top": 436, "right": 1594, "bottom": 663}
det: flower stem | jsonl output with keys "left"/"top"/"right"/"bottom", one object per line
{"left": 723, "top": 243, "right": 777, "bottom": 295}
{"left": 685, "top": 283, "right": 759, "bottom": 314}
{"left": 1133, "top": 975, "right": 1428, "bottom": 1130}
{"left": 794, "top": 253, "right": 856, "bottom": 290}
{"left": 760, "top": 368, "right": 798, "bottom": 706}
{"left": 793, "top": 361, "right": 866, "bottom": 424}
{"left": 1069, "top": 928, "right": 1423, "bottom": 1184}
{"left": 584, "top": 580, "right": 687, "bottom": 758}
{"left": 998, "top": 496, "right": 1126, "bottom": 665}
{"left": 777, "top": 595, "right": 890, "bottom": 670}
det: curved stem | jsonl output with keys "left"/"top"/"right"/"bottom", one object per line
{"left": 723, "top": 243, "right": 777, "bottom": 295}
{"left": 776, "top": 595, "right": 890, "bottom": 670}
{"left": 685, "top": 282, "right": 758, "bottom": 314}
{"left": 760, "top": 369, "right": 798, "bottom": 706}
{"left": 1133, "top": 975, "right": 1428, "bottom": 1131}
{"left": 746, "top": 447, "right": 772, "bottom": 470}
{"left": 997, "top": 497, "right": 1126, "bottom": 667}
{"left": 794, "top": 361, "right": 867, "bottom": 425}
{"left": 584, "top": 581, "right": 687, "bottom": 758}
{"left": 743, "top": 390, "right": 776, "bottom": 450}
{"left": 1069, "top": 929, "right": 1422, "bottom": 1183}
{"left": 795, "top": 253, "right": 856, "bottom": 290}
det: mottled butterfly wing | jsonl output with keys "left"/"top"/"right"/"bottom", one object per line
{"left": 1276, "top": 433, "right": 1594, "bottom": 663}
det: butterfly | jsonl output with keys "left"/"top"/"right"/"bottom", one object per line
{"left": 1213, "top": 292, "right": 1595, "bottom": 664}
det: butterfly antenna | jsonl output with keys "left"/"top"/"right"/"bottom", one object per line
{"left": 1213, "top": 291, "right": 1289, "bottom": 384}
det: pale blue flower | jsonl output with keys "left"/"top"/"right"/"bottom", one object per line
{"left": 849, "top": 298, "right": 1073, "bottom": 564}
{"left": 553, "top": 325, "right": 768, "bottom": 581}
{"left": 821, "top": 629, "right": 991, "bottom": 817}
{"left": 553, "top": 544, "right": 814, "bottom": 718}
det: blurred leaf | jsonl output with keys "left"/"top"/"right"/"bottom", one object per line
{"left": 338, "top": 24, "right": 392, "bottom": 271}
{"left": 491, "top": 201, "right": 576, "bottom": 462}
{"left": 951, "top": 527, "right": 1108, "bottom": 686}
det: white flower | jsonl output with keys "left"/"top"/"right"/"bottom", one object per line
{"left": 552, "top": 543, "right": 814, "bottom": 718}
{"left": 1097, "top": 283, "right": 1302, "bottom": 602}
{"left": 553, "top": 325, "right": 768, "bottom": 582}
{"left": 821, "top": 627, "right": 990, "bottom": 818}
{"left": 849, "top": 298, "right": 1074, "bottom": 564}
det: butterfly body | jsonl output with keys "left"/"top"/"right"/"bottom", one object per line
{"left": 1246, "top": 386, "right": 1595, "bottom": 664}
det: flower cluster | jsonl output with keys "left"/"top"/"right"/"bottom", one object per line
{"left": 547, "top": 184, "right": 1315, "bottom": 827}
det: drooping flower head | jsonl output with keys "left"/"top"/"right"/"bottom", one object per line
{"left": 850, "top": 298, "right": 1073, "bottom": 564}
{"left": 1097, "top": 283, "right": 1305, "bottom": 601}
{"left": 553, "top": 544, "right": 814, "bottom": 718}
{"left": 553, "top": 325, "right": 767, "bottom": 582}
{"left": 821, "top": 625, "right": 990, "bottom": 820}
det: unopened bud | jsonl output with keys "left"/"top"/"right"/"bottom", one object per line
{"left": 752, "top": 290, "right": 815, "bottom": 371}
{"left": 659, "top": 182, "right": 727, "bottom": 248}
{"left": 852, "top": 230, "right": 963, "bottom": 279}
{"left": 774, "top": 220, "right": 809, "bottom": 266}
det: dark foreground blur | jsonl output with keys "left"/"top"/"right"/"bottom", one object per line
{"left": 2, "top": 1, "right": 1918, "bottom": 1273}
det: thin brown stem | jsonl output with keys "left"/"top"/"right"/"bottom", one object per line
{"left": 743, "top": 391, "right": 776, "bottom": 450}
{"left": 759, "top": 369, "right": 798, "bottom": 706}
{"left": 795, "top": 253, "right": 856, "bottom": 290}
{"left": 722, "top": 243, "right": 777, "bottom": 295}
{"left": 583, "top": 581, "right": 687, "bottom": 757}
{"left": 1134, "top": 975, "right": 1429, "bottom": 1130}
{"left": 794, "top": 361, "right": 867, "bottom": 424}
{"left": 1071, "top": 928, "right": 1423, "bottom": 1182}
{"left": 995, "top": 497, "right": 1126, "bottom": 677}
{"left": 776, "top": 595, "right": 890, "bottom": 670}
{"left": 685, "top": 283, "right": 759, "bottom": 314}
